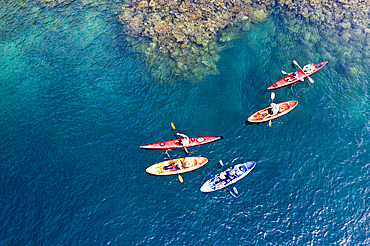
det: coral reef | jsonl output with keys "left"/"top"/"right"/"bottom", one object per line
{"left": 275, "top": 0, "right": 370, "bottom": 77}
{"left": 119, "top": 0, "right": 370, "bottom": 82}
{"left": 276, "top": 0, "right": 370, "bottom": 34}
{"left": 119, "top": 0, "right": 259, "bottom": 82}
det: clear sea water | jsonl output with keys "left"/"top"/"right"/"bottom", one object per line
{"left": 1, "top": 1, "right": 369, "bottom": 245}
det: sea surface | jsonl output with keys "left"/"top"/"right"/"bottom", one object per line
{"left": 1, "top": 1, "right": 369, "bottom": 245}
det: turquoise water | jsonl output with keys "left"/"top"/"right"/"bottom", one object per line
{"left": 1, "top": 2, "right": 369, "bottom": 245}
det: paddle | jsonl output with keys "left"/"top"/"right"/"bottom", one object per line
{"left": 269, "top": 92, "right": 275, "bottom": 127}
{"left": 166, "top": 150, "right": 183, "bottom": 183}
{"left": 170, "top": 122, "right": 189, "bottom": 154}
{"left": 207, "top": 171, "right": 237, "bottom": 198}
{"left": 293, "top": 60, "right": 314, "bottom": 83}
{"left": 219, "top": 159, "right": 224, "bottom": 168}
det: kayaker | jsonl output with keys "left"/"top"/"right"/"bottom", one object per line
{"left": 163, "top": 160, "right": 183, "bottom": 170}
{"left": 269, "top": 103, "right": 279, "bottom": 115}
{"left": 175, "top": 160, "right": 183, "bottom": 170}
{"left": 227, "top": 167, "right": 236, "bottom": 179}
{"left": 220, "top": 171, "right": 228, "bottom": 181}
{"left": 303, "top": 64, "right": 314, "bottom": 73}
{"left": 177, "top": 133, "right": 190, "bottom": 146}
{"left": 292, "top": 71, "right": 298, "bottom": 78}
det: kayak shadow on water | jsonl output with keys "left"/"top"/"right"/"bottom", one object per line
{"left": 245, "top": 120, "right": 260, "bottom": 126}
{"left": 244, "top": 119, "right": 277, "bottom": 127}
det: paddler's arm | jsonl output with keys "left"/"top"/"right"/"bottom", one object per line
{"left": 176, "top": 133, "right": 189, "bottom": 139}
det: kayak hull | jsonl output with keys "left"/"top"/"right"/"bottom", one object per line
{"left": 247, "top": 101, "right": 298, "bottom": 123}
{"left": 146, "top": 157, "right": 208, "bottom": 176}
{"left": 140, "top": 136, "right": 223, "bottom": 149}
{"left": 200, "top": 161, "right": 256, "bottom": 192}
{"left": 267, "top": 61, "right": 329, "bottom": 90}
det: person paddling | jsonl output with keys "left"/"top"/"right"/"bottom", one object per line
{"left": 271, "top": 103, "right": 279, "bottom": 115}
{"left": 268, "top": 103, "right": 279, "bottom": 116}
{"left": 291, "top": 71, "right": 298, "bottom": 78}
{"left": 220, "top": 171, "right": 231, "bottom": 182}
{"left": 163, "top": 159, "right": 183, "bottom": 170}
{"left": 177, "top": 133, "right": 190, "bottom": 146}
{"left": 175, "top": 159, "right": 183, "bottom": 170}
{"left": 227, "top": 166, "right": 236, "bottom": 179}
{"left": 303, "top": 63, "right": 314, "bottom": 73}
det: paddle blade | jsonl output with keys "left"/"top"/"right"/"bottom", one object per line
{"left": 293, "top": 60, "right": 303, "bottom": 70}
{"left": 281, "top": 70, "right": 287, "bottom": 74}
{"left": 233, "top": 187, "right": 239, "bottom": 195}
{"left": 178, "top": 174, "right": 183, "bottom": 183}
{"left": 228, "top": 189, "right": 237, "bottom": 198}
{"left": 171, "top": 122, "right": 176, "bottom": 130}
{"left": 219, "top": 160, "right": 224, "bottom": 168}
{"left": 308, "top": 77, "right": 314, "bottom": 83}
{"left": 184, "top": 146, "right": 189, "bottom": 154}
{"left": 269, "top": 120, "right": 271, "bottom": 127}
{"left": 271, "top": 92, "right": 275, "bottom": 100}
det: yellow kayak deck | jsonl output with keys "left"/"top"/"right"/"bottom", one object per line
{"left": 146, "top": 157, "right": 208, "bottom": 176}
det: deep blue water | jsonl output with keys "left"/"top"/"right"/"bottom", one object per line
{"left": 1, "top": 2, "right": 370, "bottom": 245}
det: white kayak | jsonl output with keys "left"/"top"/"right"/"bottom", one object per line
{"left": 200, "top": 161, "right": 256, "bottom": 193}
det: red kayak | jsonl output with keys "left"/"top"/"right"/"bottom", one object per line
{"left": 140, "top": 136, "right": 223, "bottom": 149}
{"left": 267, "top": 61, "right": 329, "bottom": 90}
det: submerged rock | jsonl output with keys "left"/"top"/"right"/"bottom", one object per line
{"left": 119, "top": 0, "right": 256, "bottom": 82}
{"left": 119, "top": 0, "right": 370, "bottom": 82}
{"left": 251, "top": 9, "right": 267, "bottom": 22}
{"left": 276, "top": 0, "right": 370, "bottom": 35}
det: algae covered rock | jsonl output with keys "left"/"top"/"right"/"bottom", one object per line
{"left": 119, "top": 0, "right": 257, "bottom": 82}
{"left": 275, "top": 0, "right": 370, "bottom": 35}
{"left": 251, "top": 8, "right": 267, "bottom": 22}
{"left": 118, "top": 0, "right": 370, "bottom": 82}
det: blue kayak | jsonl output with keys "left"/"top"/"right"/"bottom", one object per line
{"left": 200, "top": 161, "right": 256, "bottom": 193}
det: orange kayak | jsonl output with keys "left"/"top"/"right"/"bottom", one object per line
{"left": 247, "top": 101, "right": 298, "bottom": 123}
{"left": 146, "top": 157, "right": 208, "bottom": 176}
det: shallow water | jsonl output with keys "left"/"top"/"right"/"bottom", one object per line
{"left": 0, "top": 2, "right": 369, "bottom": 245}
